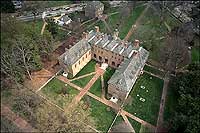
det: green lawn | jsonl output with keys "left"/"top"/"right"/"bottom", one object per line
{"left": 73, "top": 60, "right": 96, "bottom": 78}
{"left": 81, "top": 96, "right": 116, "bottom": 132}
{"left": 128, "top": 118, "right": 141, "bottom": 133}
{"left": 191, "top": 47, "right": 200, "bottom": 63}
{"left": 89, "top": 77, "right": 102, "bottom": 97}
{"left": 40, "top": 78, "right": 79, "bottom": 108}
{"left": 124, "top": 72, "right": 164, "bottom": 125}
{"left": 129, "top": 6, "right": 180, "bottom": 61}
{"left": 163, "top": 83, "right": 179, "bottom": 122}
{"left": 119, "top": 5, "right": 146, "bottom": 39}
{"left": 103, "top": 67, "right": 115, "bottom": 93}
{"left": 71, "top": 74, "right": 94, "bottom": 88}
{"left": 144, "top": 65, "right": 165, "bottom": 77}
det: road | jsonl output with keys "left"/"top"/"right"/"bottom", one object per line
{"left": 16, "top": 3, "right": 86, "bottom": 22}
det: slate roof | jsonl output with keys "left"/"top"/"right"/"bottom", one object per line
{"left": 86, "top": 1, "right": 104, "bottom": 10}
{"left": 108, "top": 47, "right": 149, "bottom": 92}
{"left": 59, "top": 31, "right": 95, "bottom": 66}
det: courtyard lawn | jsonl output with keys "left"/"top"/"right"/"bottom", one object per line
{"left": 128, "top": 117, "right": 141, "bottom": 133}
{"left": 191, "top": 47, "right": 200, "bottom": 63}
{"left": 144, "top": 65, "right": 165, "bottom": 77}
{"left": 124, "top": 72, "right": 164, "bottom": 125}
{"left": 163, "top": 83, "right": 179, "bottom": 122}
{"left": 81, "top": 96, "right": 116, "bottom": 132}
{"left": 74, "top": 60, "right": 96, "bottom": 78}
{"left": 40, "top": 78, "right": 79, "bottom": 108}
{"left": 119, "top": 5, "right": 146, "bottom": 39}
{"left": 103, "top": 67, "right": 115, "bottom": 89}
{"left": 89, "top": 77, "right": 102, "bottom": 97}
{"left": 71, "top": 74, "right": 94, "bottom": 88}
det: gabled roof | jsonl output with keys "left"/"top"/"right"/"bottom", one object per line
{"left": 108, "top": 47, "right": 149, "bottom": 92}
{"left": 86, "top": 1, "right": 104, "bottom": 10}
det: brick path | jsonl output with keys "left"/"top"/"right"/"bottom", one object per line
{"left": 100, "top": 75, "right": 106, "bottom": 99}
{"left": 66, "top": 67, "right": 104, "bottom": 111}
{"left": 156, "top": 72, "right": 170, "bottom": 132}
{"left": 124, "top": 4, "right": 150, "bottom": 41}
{"left": 69, "top": 72, "right": 96, "bottom": 82}
{"left": 57, "top": 74, "right": 156, "bottom": 130}
{"left": 1, "top": 104, "right": 36, "bottom": 132}
{"left": 121, "top": 113, "right": 135, "bottom": 133}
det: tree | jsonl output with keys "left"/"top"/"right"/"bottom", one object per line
{"left": 168, "top": 63, "right": 200, "bottom": 133}
{"left": 46, "top": 19, "right": 59, "bottom": 39}
{"left": 12, "top": 35, "right": 42, "bottom": 80}
{"left": 0, "top": 0, "right": 15, "bottom": 13}
{"left": 36, "top": 103, "right": 95, "bottom": 132}
{"left": 159, "top": 26, "right": 191, "bottom": 72}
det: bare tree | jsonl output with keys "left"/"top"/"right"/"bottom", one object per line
{"left": 159, "top": 27, "right": 191, "bottom": 73}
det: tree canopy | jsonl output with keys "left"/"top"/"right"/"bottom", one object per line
{"left": 168, "top": 63, "right": 200, "bottom": 133}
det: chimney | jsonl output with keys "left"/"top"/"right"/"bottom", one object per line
{"left": 113, "top": 29, "right": 119, "bottom": 40}
{"left": 82, "top": 32, "right": 88, "bottom": 40}
{"left": 95, "top": 26, "right": 99, "bottom": 33}
{"left": 134, "top": 39, "right": 140, "bottom": 48}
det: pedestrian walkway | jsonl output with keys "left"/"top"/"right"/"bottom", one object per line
{"left": 69, "top": 72, "right": 96, "bottom": 82}
{"left": 65, "top": 67, "right": 104, "bottom": 111}
{"left": 56, "top": 68, "right": 156, "bottom": 131}
{"left": 156, "top": 72, "right": 170, "bottom": 132}
{"left": 1, "top": 104, "right": 37, "bottom": 132}
{"left": 124, "top": 4, "right": 150, "bottom": 41}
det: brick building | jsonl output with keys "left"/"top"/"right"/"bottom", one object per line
{"left": 85, "top": 1, "right": 104, "bottom": 18}
{"left": 59, "top": 26, "right": 149, "bottom": 101}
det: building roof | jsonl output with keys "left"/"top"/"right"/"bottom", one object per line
{"left": 108, "top": 47, "right": 149, "bottom": 92}
{"left": 86, "top": 1, "right": 104, "bottom": 10}
{"left": 60, "top": 15, "right": 71, "bottom": 23}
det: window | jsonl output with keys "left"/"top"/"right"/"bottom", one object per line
{"left": 86, "top": 54, "right": 87, "bottom": 58}
{"left": 79, "top": 61, "right": 80, "bottom": 64}
{"left": 99, "top": 56, "right": 102, "bottom": 61}
{"left": 101, "top": 51, "right": 103, "bottom": 54}
{"left": 75, "top": 64, "right": 76, "bottom": 68}
{"left": 94, "top": 54, "right": 96, "bottom": 58}
{"left": 89, "top": 51, "right": 91, "bottom": 54}
{"left": 117, "top": 64, "right": 120, "bottom": 67}
{"left": 115, "top": 57, "right": 116, "bottom": 59}
{"left": 82, "top": 57, "right": 84, "bottom": 61}
{"left": 105, "top": 59, "right": 108, "bottom": 63}
{"left": 112, "top": 61, "right": 115, "bottom": 66}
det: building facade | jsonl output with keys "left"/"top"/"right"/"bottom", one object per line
{"left": 85, "top": 1, "right": 104, "bottom": 18}
{"left": 59, "top": 26, "right": 149, "bottom": 100}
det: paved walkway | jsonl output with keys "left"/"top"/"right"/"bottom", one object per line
{"left": 124, "top": 4, "right": 150, "bottom": 41}
{"left": 100, "top": 75, "right": 106, "bottom": 99}
{"left": 156, "top": 72, "right": 170, "bottom": 132}
{"left": 1, "top": 104, "right": 36, "bottom": 132}
{"left": 65, "top": 67, "right": 104, "bottom": 111}
{"left": 69, "top": 72, "right": 96, "bottom": 81}
{"left": 143, "top": 70, "right": 164, "bottom": 80}
{"left": 121, "top": 113, "right": 135, "bottom": 133}
{"left": 57, "top": 74, "right": 156, "bottom": 130}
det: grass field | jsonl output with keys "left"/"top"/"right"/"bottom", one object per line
{"left": 119, "top": 5, "right": 146, "bottom": 39}
{"left": 163, "top": 82, "right": 179, "bottom": 121}
{"left": 73, "top": 60, "right": 96, "bottom": 78}
{"left": 40, "top": 78, "right": 79, "bottom": 108}
{"left": 81, "top": 96, "right": 116, "bottom": 132}
{"left": 129, "top": 6, "right": 181, "bottom": 61}
{"left": 89, "top": 77, "right": 102, "bottom": 97}
{"left": 71, "top": 74, "right": 94, "bottom": 88}
{"left": 128, "top": 117, "right": 141, "bottom": 133}
{"left": 144, "top": 65, "right": 165, "bottom": 77}
{"left": 103, "top": 67, "right": 115, "bottom": 95}
{"left": 124, "top": 72, "right": 164, "bottom": 125}
{"left": 191, "top": 47, "right": 200, "bottom": 63}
